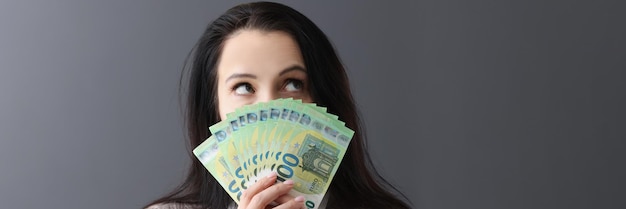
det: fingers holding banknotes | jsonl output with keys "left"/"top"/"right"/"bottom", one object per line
{"left": 238, "top": 172, "right": 304, "bottom": 209}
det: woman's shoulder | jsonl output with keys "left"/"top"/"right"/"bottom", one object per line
{"left": 145, "top": 202, "right": 237, "bottom": 209}
{"left": 145, "top": 203, "right": 197, "bottom": 209}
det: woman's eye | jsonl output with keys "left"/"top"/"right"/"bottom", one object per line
{"left": 234, "top": 83, "right": 254, "bottom": 95}
{"left": 284, "top": 79, "right": 304, "bottom": 92}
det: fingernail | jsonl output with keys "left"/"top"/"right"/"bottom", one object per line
{"left": 266, "top": 172, "right": 277, "bottom": 179}
{"left": 295, "top": 196, "right": 305, "bottom": 202}
{"left": 283, "top": 180, "right": 294, "bottom": 185}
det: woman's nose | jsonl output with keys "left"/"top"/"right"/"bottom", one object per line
{"left": 257, "top": 90, "right": 279, "bottom": 103}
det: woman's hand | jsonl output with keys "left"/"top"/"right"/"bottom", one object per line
{"left": 237, "top": 172, "right": 305, "bottom": 209}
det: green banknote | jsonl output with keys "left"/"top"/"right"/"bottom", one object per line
{"left": 194, "top": 99, "right": 354, "bottom": 209}
{"left": 193, "top": 136, "right": 243, "bottom": 202}
{"left": 275, "top": 102, "right": 354, "bottom": 208}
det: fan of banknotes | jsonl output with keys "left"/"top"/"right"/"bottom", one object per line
{"left": 193, "top": 98, "right": 354, "bottom": 209}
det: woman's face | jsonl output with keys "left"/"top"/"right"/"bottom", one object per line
{"left": 216, "top": 30, "right": 313, "bottom": 120}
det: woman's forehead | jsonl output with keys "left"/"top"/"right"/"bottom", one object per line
{"left": 217, "top": 30, "right": 305, "bottom": 79}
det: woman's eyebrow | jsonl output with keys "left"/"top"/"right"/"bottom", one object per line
{"left": 279, "top": 65, "right": 306, "bottom": 76}
{"left": 225, "top": 73, "right": 257, "bottom": 83}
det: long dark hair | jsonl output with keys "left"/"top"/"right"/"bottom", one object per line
{"left": 147, "top": 2, "right": 411, "bottom": 209}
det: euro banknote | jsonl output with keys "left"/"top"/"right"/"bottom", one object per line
{"left": 193, "top": 99, "right": 354, "bottom": 209}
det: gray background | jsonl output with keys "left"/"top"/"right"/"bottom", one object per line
{"left": 0, "top": 0, "right": 624, "bottom": 209}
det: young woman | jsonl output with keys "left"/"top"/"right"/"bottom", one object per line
{"left": 147, "top": 2, "right": 411, "bottom": 209}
